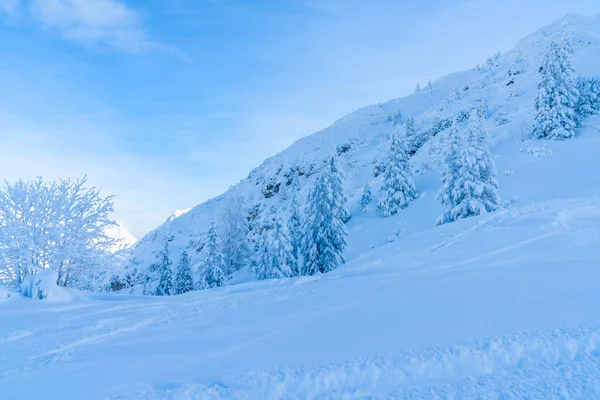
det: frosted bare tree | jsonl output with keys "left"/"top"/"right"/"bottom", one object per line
{"left": 0, "top": 176, "right": 118, "bottom": 290}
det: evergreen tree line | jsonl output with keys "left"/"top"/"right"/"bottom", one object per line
{"left": 358, "top": 109, "right": 501, "bottom": 226}
{"left": 148, "top": 155, "right": 350, "bottom": 296}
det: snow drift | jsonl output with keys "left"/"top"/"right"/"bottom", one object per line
{"left": 19, "top": 270, "right": 71, "bottom": 301}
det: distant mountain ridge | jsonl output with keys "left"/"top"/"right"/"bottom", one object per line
{"left": 105, "top": 225, "right": 137, "bottom": 253}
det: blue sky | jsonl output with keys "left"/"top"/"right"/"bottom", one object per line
{"left": 0, "top": 0, "right": 598, "bottom": 237}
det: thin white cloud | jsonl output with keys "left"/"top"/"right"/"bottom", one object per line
{"left": 1, "top": 0, "right": 148, "bottom": 52}
{"left": 0, "top": 0, "right": 19, "bottom": 15}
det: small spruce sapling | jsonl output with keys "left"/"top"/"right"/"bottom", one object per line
{"left": 378, "top": 129, "right": 418, "bottom": 218}
{"left": 360, "top": 182, "right": 373, "bottom": 213}
{"left": 203, "top": 219, "right": 227, "bottom": 288}
{"left": 174, "top": 250, "right": 194, "bottom": 295}
{"left": 155, "top": 241, "right": 174, "bottom": 296}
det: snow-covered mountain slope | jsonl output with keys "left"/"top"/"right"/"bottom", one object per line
{"left": 105, "top": 225, "right": 137, "bottom": 253}
{"left": 166, "top": 208, "right": 192, "bottom": 223}
{"left": 126, "top": 14, "right": 600, "bottom": 279}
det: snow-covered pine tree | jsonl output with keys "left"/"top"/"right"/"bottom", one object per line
{"left": 195, "top": 268, "right": 209, "bottom": 291}
{"left": 378, "top": 128, "right": 418, "bottom": 218}
{"left": 174, "top": 250, "right": 194, "bottom": 295}
{"left": 141, "top": 268, "right": 154, "bottom": 296}
{"left": 575, "top": 77, "right": 600, "bottom": 126}
{"left": 330, "top": 156, "right": 351, "bottom": 224}
{"left": 255, "top": 213, "right": 294, "bottom": 280}
{"left": 533, "top": 39, "right": 579, "bottom": 140}
{"left": 222, "top": 196, "right": 252, "bottom": 275}
{"left": 478, "top": 97, "right": 489, "bottom": 120}
{"left": 301, "top": 155, "right": 349, "bottom": 275}
{"left": 155, "top": 241, "right": 174, "bottom": 296}
{"left": 436, "top": 110, "right": 501, "bottom": 225}
{"left": 403, "top": 116, "right": 421, "bottom": 155}
{"left": 287, "top": 182, "right": 302, "bottom": 276}
{"left": 415, "top": 83, "right": 421, "bottom": 93}
{"left": 435, "top": 119, "right": 463, "bottom": 223}
{"left": 359, "top": 182, "right": 372, "bottom": 212}
{"left": 203, "top": 219, "right": 227, "bottom": 288}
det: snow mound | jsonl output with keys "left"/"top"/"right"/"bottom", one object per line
{"left": 20, "top": 270, "right": 62, "bottom": 300}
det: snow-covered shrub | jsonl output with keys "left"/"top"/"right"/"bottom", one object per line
{"left": 20, "top": 270, "right": 59, "bottom": 300}
{"left": 413, "top": 161, "right": 431, "bottom": 175}
{"left": 385, "top": 110, "right": 403, "bottom": 126}
{"left": 508, "top": 89, "right": 522, "bottom": 100}
{"left": 426, "top": 111, "right": 471, "bottom": 140}
{"left": 449, "top": 88, "right": 461, "bottom": 102}
{"left": 336, "top": 143, "right": 352, "bottom": 155}
{"left": 495, "top": 112, "right": 510, "bottom": 126}
{"left": 507, "top": 63, "right": 523, "bottom": 79}
{"left": 373, "top": 163, "right": 386, "bottom": 177}
{"left": 502, "top": 197, "right": 517, "bottom": 207}
{"left": 526, "top": 144, "right": 553, "bottom": 157}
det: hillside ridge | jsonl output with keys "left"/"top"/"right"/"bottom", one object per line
{"left": 124, "top": 13, "right": 600, "bottom": 286}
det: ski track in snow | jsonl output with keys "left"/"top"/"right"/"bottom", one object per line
{"left": 32, "top": 317, "right": 163, "bottom": 361}
{"left": 0, "top": 329, "right": 34, "bottom": 344}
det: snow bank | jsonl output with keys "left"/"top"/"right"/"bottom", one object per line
{"left": 116, "top": 325, "right": 600, "bottom": 399}
{"left": 0, "top": 285, "right": 10, "bottom": 301}
{"left": 20, "top": 270, "right": 59, "bottom": 300}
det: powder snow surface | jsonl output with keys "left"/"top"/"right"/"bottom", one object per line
{"left": 2, "top": 192, "right": 600, "bottom": 399}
